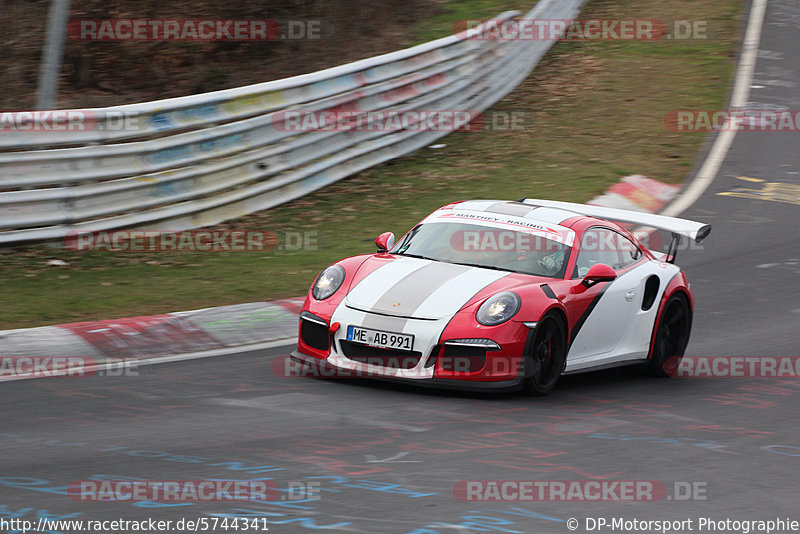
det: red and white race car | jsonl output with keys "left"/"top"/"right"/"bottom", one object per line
{"left": 292, "top": 199, "right": 710, "bottom": 395}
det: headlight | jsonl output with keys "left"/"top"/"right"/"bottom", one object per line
{"left": 312, "top": 265, "right": 345, "bottom": 300}
{"left": 476, "top": 292, "right": 521, "bottom": 326}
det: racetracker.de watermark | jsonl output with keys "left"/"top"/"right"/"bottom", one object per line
{"left": 67, "top": 19, "right": 323, "bottom": 41}
{"left": 68, "top": 480, "right": 279, "bottom": 502}
{"left": 271, "top": 109, "right": 534, "bottom": 132}
{"left": 454, "top": 480, "right": 707, "bottom": 502}
{"left": 448, "top": 229, "right": 701, "bottom": 254}
{"left": 273, "top": 355, "right": 527, "bottom": 378}
{"left": 272, "top": 110, "right": 477, "bottom": 132}
{"left": 455, "top": 19, "right": 711, "bottom": 41}
{"left": 0, "top": 357, "right": 138, "bottom": 379}
{"left": 666, "top": 110, "right": 800, "bottom": 132}
{"left": 63, "top": 230, "right": 318, "bottom": 252}
{"left": 0, "top": 111, "right": 139, "bottom": 132}
{"left": 672, "top": 356, "right": 800, "bottom": 378}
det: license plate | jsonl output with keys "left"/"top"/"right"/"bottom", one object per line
{"left": 347, "top": 325, "right": 414, "bottom": 351}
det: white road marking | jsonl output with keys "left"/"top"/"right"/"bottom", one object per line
{"left": 365, "top": 452, "right": 421, "bottom": 463}
{"left": 0, "top": 337, "right": 297, "bottom": 383}
{"left": 662, "top": 0, "right": 768, "bottom": 217}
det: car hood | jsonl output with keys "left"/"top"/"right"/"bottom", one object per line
{"left": 344, "top": 255, "right": 518, "bottom": 320}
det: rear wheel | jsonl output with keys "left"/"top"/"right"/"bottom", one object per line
{"left": 648, "top": 293, "right": 691, "bottom": 377}
{"left": 522, "top": 314, "right": 567, "bottom": 396}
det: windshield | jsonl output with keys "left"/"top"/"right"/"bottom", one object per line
{"left": 390, "top": 222, "right": 572, "bottom": 278}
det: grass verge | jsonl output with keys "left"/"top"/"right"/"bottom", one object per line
{"left": 0, "top": 0, "right": 743, "bottom": 329}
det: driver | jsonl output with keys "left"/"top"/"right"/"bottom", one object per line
{"left": 537, "top": 249, "right": 565, "bottom": 275}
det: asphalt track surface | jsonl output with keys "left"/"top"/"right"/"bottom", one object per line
{"left": 3, "top": 2, "right": 800, "bottom": 533}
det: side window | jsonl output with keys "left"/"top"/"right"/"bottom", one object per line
{"left": 574, "top": 228, "right": 622, "bottom": 278}
{"left": 616, "top": 232, "right": 642, "bottom": 269}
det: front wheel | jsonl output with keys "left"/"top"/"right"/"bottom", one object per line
{"left": 648, "top": 293, "right": 691, "bottom": 377}
{"left": 522, "top": 314, "right": 567, "bottom": 396}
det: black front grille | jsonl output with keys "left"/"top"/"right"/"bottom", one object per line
{"left": 340, "top": 341, "right": 422, "bottom": 369}
{"left": 301, "top": 320, "right": 329, "bottom": 350}
{"left": 440, "top": 344, "right": 487, "bottom": 372}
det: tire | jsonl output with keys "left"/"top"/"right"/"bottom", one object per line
{"left": 648, "top": 293, "right": 691, "bottom": 377}
{"left": 522, "top": 314, "right": 567, "bottom": 396}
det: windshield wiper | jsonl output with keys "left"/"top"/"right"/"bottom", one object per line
{"left": 394, "top": 255, "right": 520, "bottom": 274}
{"left": 394, "top": 252, "right": 436, "bottom": 261}
{"left": 449, "top": 261, "right": 519, "bottom": 274}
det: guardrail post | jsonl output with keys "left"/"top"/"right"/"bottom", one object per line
{"left": 35, "top": 0, "right": 72, "bottom": 110}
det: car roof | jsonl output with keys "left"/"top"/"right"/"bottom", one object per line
{"left": 447, "top": 200, "right": 594, "bottom": 228}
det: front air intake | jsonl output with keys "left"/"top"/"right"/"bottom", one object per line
{"left": 300, "top": 319, "right": 329, "bottom": 351}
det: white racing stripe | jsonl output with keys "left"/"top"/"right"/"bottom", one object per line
{"left": 413, "top": 268, "right": 508, "bottom": 319}
{"left": 330, "top": 261, "right": 509, "bottom": 379}
{"left": 345, "top": 256, "right": 430, "bottom": 310}
{"left": 367, "top": 261, "right": 470, "bottom": 318}
{"left": 350, "top": 259, "right": 510, "bottom": 321}
{"left": 484, "top": 201, "right": 537, "bottom": 218}
{"left": 443, "top": 200, "right": 499, "bottom": 213}
{"left": 526, "top": 207, "right": 579, "bottom": 225}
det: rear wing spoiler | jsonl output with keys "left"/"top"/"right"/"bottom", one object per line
{"left": 518, "top": 198, "right": 711, "bottom": 243}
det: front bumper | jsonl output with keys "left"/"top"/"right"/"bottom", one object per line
{"left": 290, "top": 350, "right": 524, "bottom": 392}
{"left": 297, "top": 297, "right": 531, "bottom": 385}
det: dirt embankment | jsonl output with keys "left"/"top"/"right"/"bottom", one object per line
{"left": 0, "top": 0, "right": 437, "bottom": 110}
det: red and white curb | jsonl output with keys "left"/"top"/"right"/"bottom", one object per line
{"left": 589, "top": 175, "right": 679, "bottom": 213}
{"left": 0, "top": 299, "right": 304, "bottom": 381}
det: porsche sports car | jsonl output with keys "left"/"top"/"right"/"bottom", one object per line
{"left": 292, "top": 199, "right": 710, "bottom": 395}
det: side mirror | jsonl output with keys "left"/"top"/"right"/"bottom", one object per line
{"left": 375, "top": 232, "right": 395, "bottom": 253}
{"left": 582, "top": 263, "right": 617, "bottom": 287}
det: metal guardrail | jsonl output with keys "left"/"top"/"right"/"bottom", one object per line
{"left": 0, "top": 0, "right": 586, "bottom": 244}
